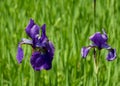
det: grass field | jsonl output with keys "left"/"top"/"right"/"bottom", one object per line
{"left": 0, "top": 0, "right": 120, "bottom": 86}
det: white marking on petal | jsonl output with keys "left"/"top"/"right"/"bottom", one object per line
{"left": 21, "top": 38, "right": 33, "bottom": 45}
{"left": 81, "top": 48, "right": 84, "bottom": 56}
{"left": 102, "top": 34, "right": 107, "bottom": 40}
{"left": 89, "top": 32, "right": 100, "bottom": 40}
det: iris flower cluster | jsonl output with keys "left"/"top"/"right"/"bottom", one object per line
{"left": 81, "top": 29, "right": 116, "bottom": 61}
{"left": 16, "top": 19, "right": 116, "bottom": 71}
{"left": 16, "top": 19, "right": 54, "bottom": 71}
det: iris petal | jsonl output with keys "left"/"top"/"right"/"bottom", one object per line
{"left": 40, "top": 24, "right": 47, "bottom": 43}
{"left": 30, "top": 25, "right": 40, "bottom": 38}
{"left": 26, "top": 19, "right": 35, "bottom": 37}
{"left": 48, "top": 42, "right": 55, "bottom": 55}
{"left": 106, "top": 49, "right": 116, "bottom": 61}
{"left": 101, "top": 43, "right": 111, "bottom": 49}
{"left": 81, "top": 47, "right": 91, "bottom": 58}
{"left": 30, "top": 52, "right": 45, "bottom": 71}
{"left": 33, "top": 24, "right": 48, "bottom": 48}
{"left": 16, "top": 39, "right": 33, "bottom": 63}
{"left": 21, "top": 38, "right": 33, "bottom": 45}
{"left": 16, "top": 46, "right": 24, "bottom": 63}
{"left": 46, "top": 42, "right": 55, "bottom": 60}
{"left": 102, "top": 44, "right": 116, "bottom": 61}
{"left": 89, "top": 32, "right": 108, "bottom": 49}
{"left": 30, "top": 51, "right": 52, "bottom": 71}
{"left": 102, "top": 29, "right": 108, "bottom": 41}
{"left": 41, "top": 24, "right": 46, "bottom": 37}
{"left": 26, "top": 19, "right": 40, "bottom": 39}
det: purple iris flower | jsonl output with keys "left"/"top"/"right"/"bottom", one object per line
{"left": 16, "top": 19, "right": 55, "bottom": 71}
{"left": 81, "top": 29, "right": 116, "bottom": 61}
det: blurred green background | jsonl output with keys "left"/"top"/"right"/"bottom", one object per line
{"left": 0, "top": 0, "right": 120, "bottom": 86}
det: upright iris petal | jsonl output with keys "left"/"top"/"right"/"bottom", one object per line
{"left": 26, "top": 19, "right": 40, "bottom": 39}
{"left": 30, "top": 25, "right": 40, "bottom": 38}
{"left": 102, "top": 29, "right": 108, "bottom": 41}
{"left": 89, "top": 32, "right": 107, "bottom": 49}
{"left": 40, "top": 24, "right": 47, "bottom": 43}
{"left": 25, "top": 19, "right": 35, "bottom": 37}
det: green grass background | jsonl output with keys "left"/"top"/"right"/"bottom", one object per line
{"left": 0, "top": 0, "right": 120, "bottom": 86}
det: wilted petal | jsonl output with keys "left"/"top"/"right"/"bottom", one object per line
{"left": 16, "top": 46, "right": 24, "bottom": 63}
{"left": 30, "top": 51, "right": 52, "bottom": 71}
{"left": 26, "top": 19, "right": 40, "bottom": 38}
{"left": 81, "top": 47, "right": 91, "bottom": 58}
{"left": 106, "top": 49, "right": 116, "bottom": 61}
{"left": 89, "top": 32, "right": 108, "bottom": 49}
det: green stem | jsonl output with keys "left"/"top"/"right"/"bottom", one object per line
{"left": 93, "top": 49, "right": 99, "bottom": 86}
{"left": 35, "top": 71, "right": 41, "bottom": 86}
{"left": 95, "top": 73, "right": 98, "bottom": 86}
{"left": 93, "top": 49, "right": 98, "bottom": 74}
{"left": 84, "top": 59, "right": 86, "bottom": 86}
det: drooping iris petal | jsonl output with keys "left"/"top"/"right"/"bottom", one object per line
{"left": 42, "top": 51, "right": 53, "bottom": 70}
{"left": 30, "top": 52, "right": 45, "bottom": 71}
{"left": 101, "top": 43, "right": 111, "bottom": 49}
{"left": 16, "top": 46, "right": 24, "bottom": 63}
{"left": 89, "top": 32, "right": 108, "bottom": 49}
{"left": 26, "top": 19, "right": 40, "bottom": 39}
{"left": 102, "top": 44, "right": 116, "bottom": 61}
{"left": 45, "top": 42, "right": 55, "bottom": 60}
{"left": 48, "top": 42, "right": 55, "bottom": 55}
{"left": 81, "top": 47, "right": 91, "bottom": 58}
{"left": 106, "top": 49, "right": 116, "bottom": 61}
{"left": 16, "top": 39, "right": 33, "bottom": 63}
{"left": 30, "top": 51, "right": 52, "bottom": 71}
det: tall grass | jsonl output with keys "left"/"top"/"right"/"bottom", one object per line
{"left": 0, "top": 0, "right": 120, "bottom": 86}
